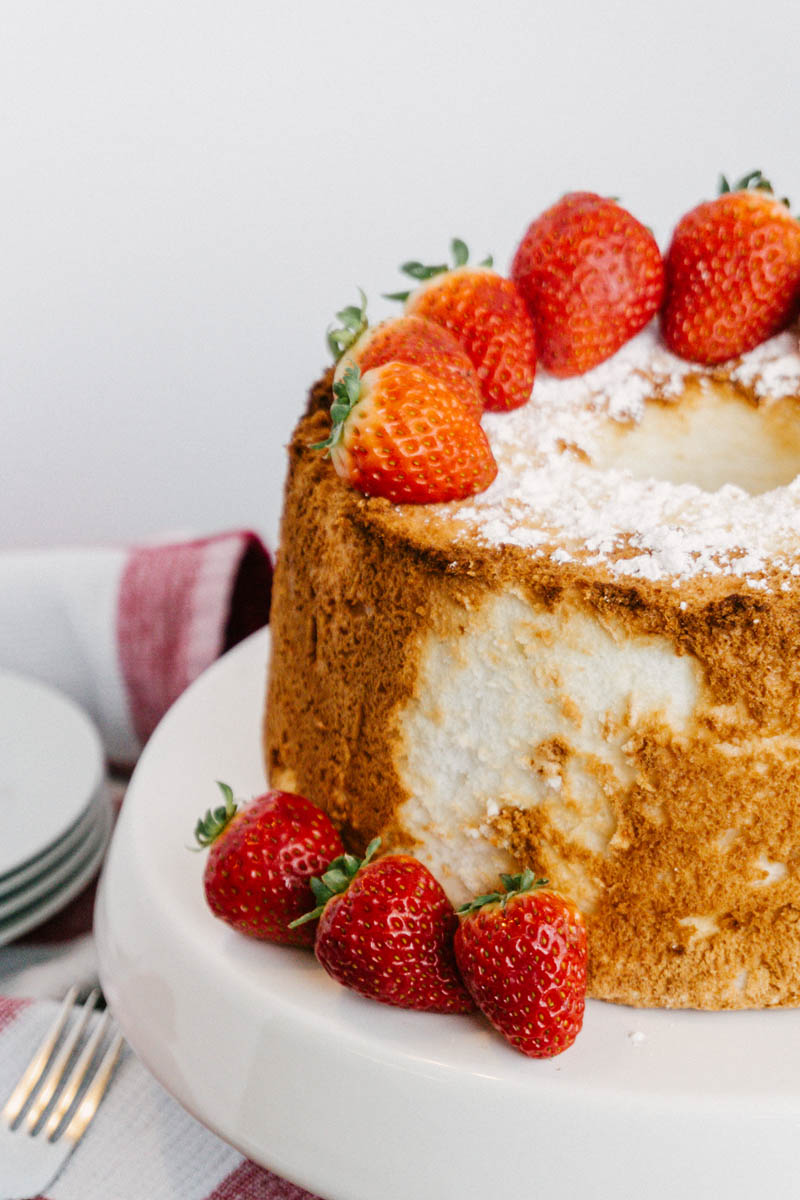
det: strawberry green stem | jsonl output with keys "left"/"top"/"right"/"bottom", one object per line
{"left": 289, "top": 836, "right": 381, "bottom": 927}
{"left": 456, "top": 868, "right": 548, "bottom": 916}
{"left": 327, "top": 289, "right": 368, "bottom": 361}
{"left": 383, "top": 239, "right": 494, "bottom": 303}
{"left": 719, "top": 169, "right": 772, "bottom": 195}
{"left": 310, "top": 365, "right": 363, "bottom": 453}
{"left": 719, "top": 169, "right": 793, "bottom": 212}
{"left": 192, "top": 781, "right": 238, "bottom": 849}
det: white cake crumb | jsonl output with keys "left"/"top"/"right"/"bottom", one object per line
{"left": 628, "top": 1030, "right": 646, "bottom": 1045}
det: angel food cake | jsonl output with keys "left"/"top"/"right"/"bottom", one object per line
{"left": 265, "top": 182, "right": 800, "bottom": 1010}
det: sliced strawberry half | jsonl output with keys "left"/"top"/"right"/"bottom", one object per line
{"left": 312, "top": 361, "right": 497, "bottom": 504}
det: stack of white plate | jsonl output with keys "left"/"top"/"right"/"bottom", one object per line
{"left": 0, "top": 670, "right": 111, "bottom": 945}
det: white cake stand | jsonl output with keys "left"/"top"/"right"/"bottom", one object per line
{"left": 95, "top": 629, "right": 800, "bottom": 1200}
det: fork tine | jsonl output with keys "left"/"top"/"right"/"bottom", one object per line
{"left": 1, "top": 984, "right": 79, "bottom": 1126}
{"left": 59, "top": 1028, "right": 124, "bottom": 1146}
{"left": 42, "top": 1008, "right": 111, "bottom": 1141}
{"left": 24, "top": 989, "right": 100, "bottom": 1132}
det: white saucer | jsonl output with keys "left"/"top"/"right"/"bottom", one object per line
{"left": 0, "top": 789, "right": 109, "bottom": 921}
{"left": 0, "top": 671, "right": 105, "bottom": 878}
{"left": 0, "top": 789, "right": 103, "bottom": 901}
{"left": 95, "top": 630, "right": 800, "bottom": 1200}
{"left": 0, "top": 789, "right": 113, "bottom": 946}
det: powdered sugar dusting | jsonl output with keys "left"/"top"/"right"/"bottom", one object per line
{"left": 446, "top": 322, "right": 800, "bottom": 585}
{"left": 729, "top": 330, "right": 800, "bottom": 397}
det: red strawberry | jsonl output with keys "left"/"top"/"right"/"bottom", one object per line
{"left": 328, "top": 293, "right": 483, "bottom": 424}
{"left": 511, "top": 192, "right": 664, "bottom": 377}
{"left": 312, "top": 361, "right": 497, "bottom": 504}
{"left": 661, "top": 170, "right": 800, "bottom": 364}
{"left": 194, "top": 783, "right": 344, "bottom": 947}
{"left": 454, "top": 870, "right": 586, "bottom": 1058}
{"left": 293, "top": 840, "right": 474, "bottom": 1013}
{"left": 389, "top": 239, "right": 537, "bottom": 411}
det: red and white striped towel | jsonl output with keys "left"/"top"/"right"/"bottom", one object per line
{"left": 0, "top": 530, "right": 271, "bottom": 765}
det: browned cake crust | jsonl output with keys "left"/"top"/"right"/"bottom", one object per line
{"left": 266, "top": 372, "right": 800, "bottom": 1010}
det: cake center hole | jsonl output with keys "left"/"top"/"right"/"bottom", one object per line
{"left": 590, "top": 380, "right": 800, "bottom": 495}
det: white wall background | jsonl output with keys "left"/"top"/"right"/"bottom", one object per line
{"left": 3, "top": 0, "right": 799, "bottom": 552}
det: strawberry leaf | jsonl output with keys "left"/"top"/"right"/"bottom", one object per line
{"left": 456, "top": 867, "right": 548, "bottom": 914}
{"left": 326, "top": 289, "right": 368, "bottom": 361}
{"left": 192, "top": 781, "right": 238, "bottom": 849}
{"left": 289, "top": 837, "right": 381, "bottom": 927}
{"left": 310, "top": 365, "right": 363, "bottom": 453}
{"left": 718, "top": 170, "right": 792, "bottom": 211}
{"left": 397, "top": 240, "right": 495, "bottom": 289}
{"left": 721, "top": 169, "right": 773, "bottom": 195}
{"left": 451, "top": 237, "right": 469, "bottom": 267}
{"left": 401, "top": 260, "right": 449, "bottom": 281}
{"left": 740, "top": 169, "right": 771, "bottom": 192}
